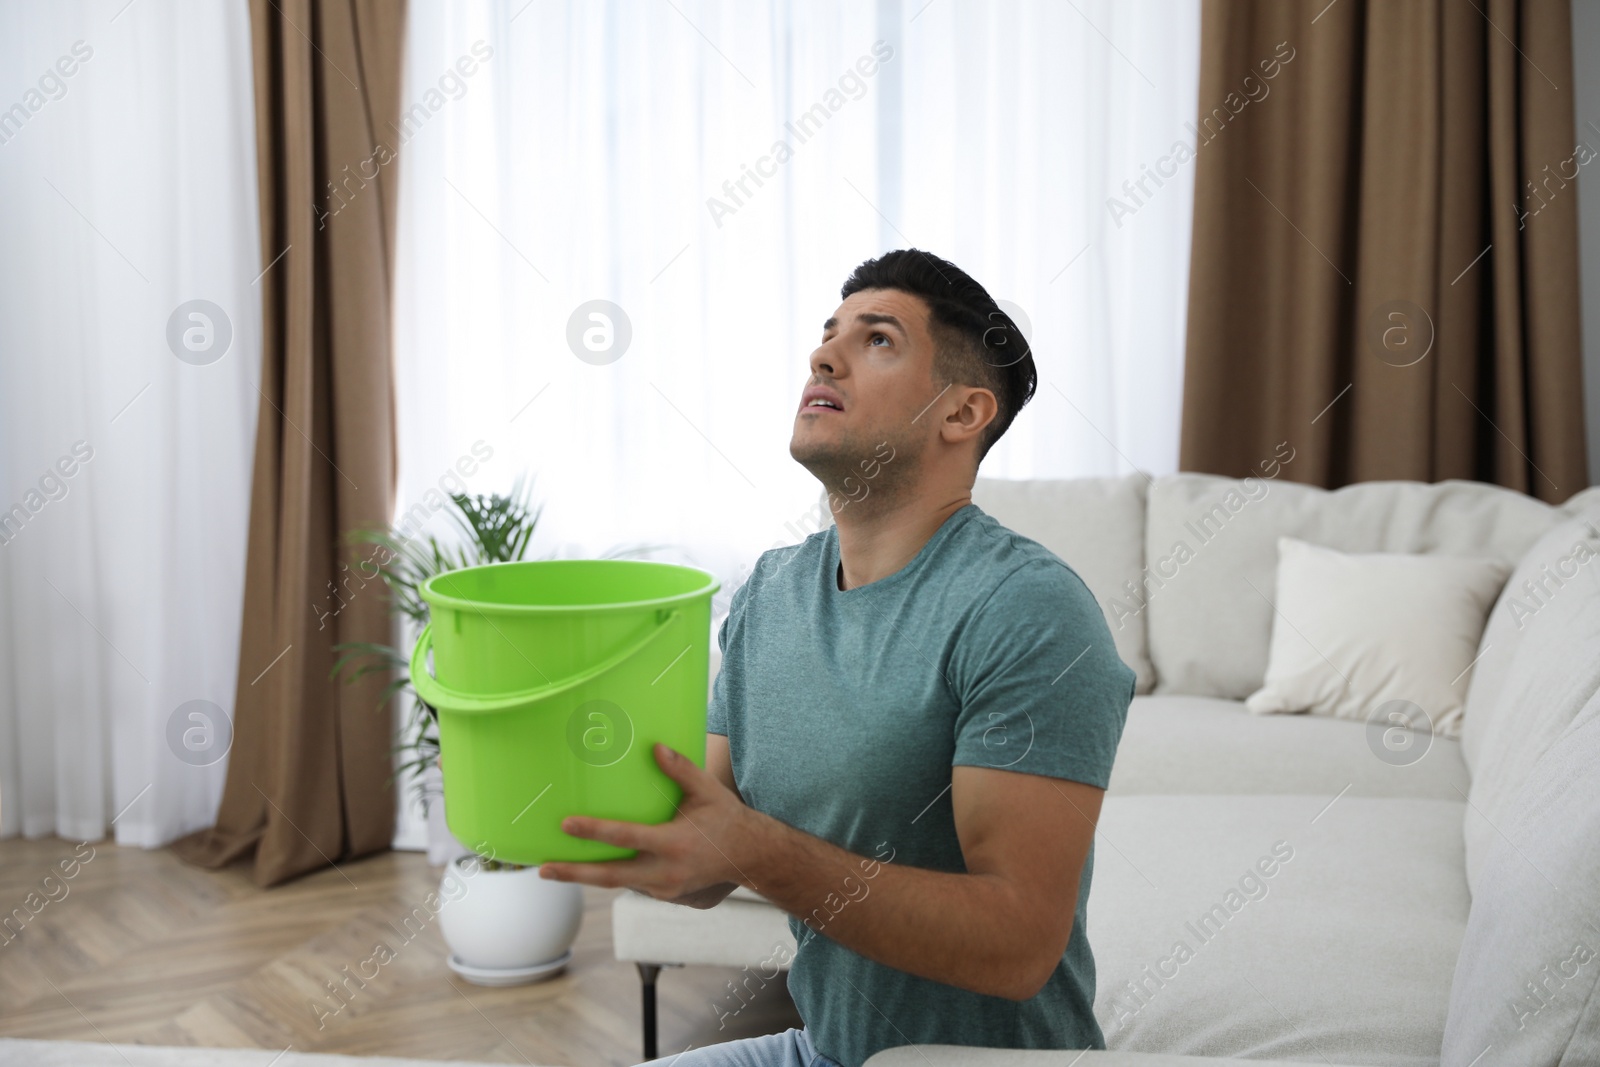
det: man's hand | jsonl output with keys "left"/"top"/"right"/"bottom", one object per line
{"left": 538, "top": 742, "right": 753, "bottom": 907}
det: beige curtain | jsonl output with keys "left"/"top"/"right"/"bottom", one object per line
{"left": 172, "top": 0, "right": 408, "bottom": 886}
{"left": 1179, "top": 0, "right": 1588, "bottom": 503}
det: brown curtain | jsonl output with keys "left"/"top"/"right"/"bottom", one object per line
{"left": 172, "top": 0, "right": 408, "bottom": 886}
{"left": 1179, "top": 0, "right": 1588, "bottom": 503}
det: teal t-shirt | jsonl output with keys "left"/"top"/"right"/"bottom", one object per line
{"left": 707, "top": 503, "right": 1136, "bottom": 1067}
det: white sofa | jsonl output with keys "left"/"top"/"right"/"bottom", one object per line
{"left": 613, "top": 472, "right": 1600, "bottom": 1067}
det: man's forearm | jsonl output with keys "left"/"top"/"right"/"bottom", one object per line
{"left": 728, "top": 808, "right": 1065, "bottom": 1000}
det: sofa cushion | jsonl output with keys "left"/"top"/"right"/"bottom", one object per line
{"left": 1144, "top": 474, "right": 1561, "bottom": 700}
{"left": 1242, "top": 538, "right": 1509, "bottom": 736}
{"left": 1089, "top": 794, "right": 1469, "bottom": 1066}
{"left": 1109, "top": 696, "right": 1469, "bottom": 800}
{"left": 1462, "top": 521, "right": 1600, "bottom": 891}
{"left": 1442, "top": 691, "right": 1600, "bottom": 1067}
{"left": 973, "top": 474, "right": 1153, "bottom": 693}
{"left": 1462, "top": 505, "right": 1600, "bottom": 777}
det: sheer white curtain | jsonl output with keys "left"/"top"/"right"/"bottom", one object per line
{"left": 0, "top": 1, "right": 260, "bottom": 846}
{"left": 394, "top": 0, "right": 1198, "bottom": 562}
{"left": 393, "top": 0, "right": 1198, "bottom": 847}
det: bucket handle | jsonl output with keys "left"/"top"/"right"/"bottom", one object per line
{"left": 409, "top": 610, "right": 682, "bottom": 716}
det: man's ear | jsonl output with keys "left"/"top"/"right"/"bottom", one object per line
{"left": 941, "top": 385, "right": 998, "bottom": 449}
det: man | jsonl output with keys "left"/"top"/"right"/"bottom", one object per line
{"left": 540, "top": 249, "right": 1136, "bottom": 1066}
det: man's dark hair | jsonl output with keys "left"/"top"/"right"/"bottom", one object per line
{"left": 840, "top": 248, "right": 1036, "bottom": 461}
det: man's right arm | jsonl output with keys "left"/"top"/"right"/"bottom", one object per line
{"left": 663, "top": 732, "right": 742, "bottom": 909}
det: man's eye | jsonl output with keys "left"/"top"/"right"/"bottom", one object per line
{"left": 868, "top": 332, "right": 890, "bottom": 346}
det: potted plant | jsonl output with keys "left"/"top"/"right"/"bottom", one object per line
{"left": 336, "top": 477, "right": 540, "bottom": 857}
{"left": 334, "top": 477, "right": 636, "bottom": 985}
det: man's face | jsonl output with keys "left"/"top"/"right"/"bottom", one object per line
{"left": 790, "top": 287, "right": 944, "bottom": 493}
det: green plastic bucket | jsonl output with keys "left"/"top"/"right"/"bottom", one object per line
{"left": 410, "top": 559, "right": 719, "bottom": 865}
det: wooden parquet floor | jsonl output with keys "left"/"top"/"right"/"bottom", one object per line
{"left": 0, "top": 837, "right": 800, "bottom": 1065}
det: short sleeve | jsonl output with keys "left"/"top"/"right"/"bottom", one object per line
{"left": 949, "top": 559, "right": 1136, "bottom": 789}
{"left": 705, "top": 576, "right": 750, "bottom": 736}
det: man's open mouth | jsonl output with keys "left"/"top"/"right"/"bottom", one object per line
{"left": 800, "top": 386, "right": 845, "bottom": 414}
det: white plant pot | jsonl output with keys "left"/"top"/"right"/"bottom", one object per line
{"left": 438, "top": 856, "right": 584, "bottom": 978}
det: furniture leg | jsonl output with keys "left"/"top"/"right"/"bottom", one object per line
{"left": 637, "top": 961, "right": 663, "bottom": 1061}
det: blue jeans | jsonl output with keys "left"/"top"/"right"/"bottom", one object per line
{"left": 636, "top": 1027, "right": 842, "bottom": 1067}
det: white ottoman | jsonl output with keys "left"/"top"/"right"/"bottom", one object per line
{"left": 611, "top": 887, "right": 798, "bottom": 1060}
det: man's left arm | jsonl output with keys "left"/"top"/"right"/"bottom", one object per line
{"left": 541, "top": 742, "right": 1102, "bottom": 1001}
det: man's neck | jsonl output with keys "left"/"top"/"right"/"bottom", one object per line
{"left": 832, "top": 492, "right": 972, "bottom": 591}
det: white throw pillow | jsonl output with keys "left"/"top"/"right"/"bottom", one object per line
{"left": 1243, "top": 537, "right": 1510, "bottom": 736}
{"left": 1144, "top": 474, "right": 1558, "bottom": 700}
